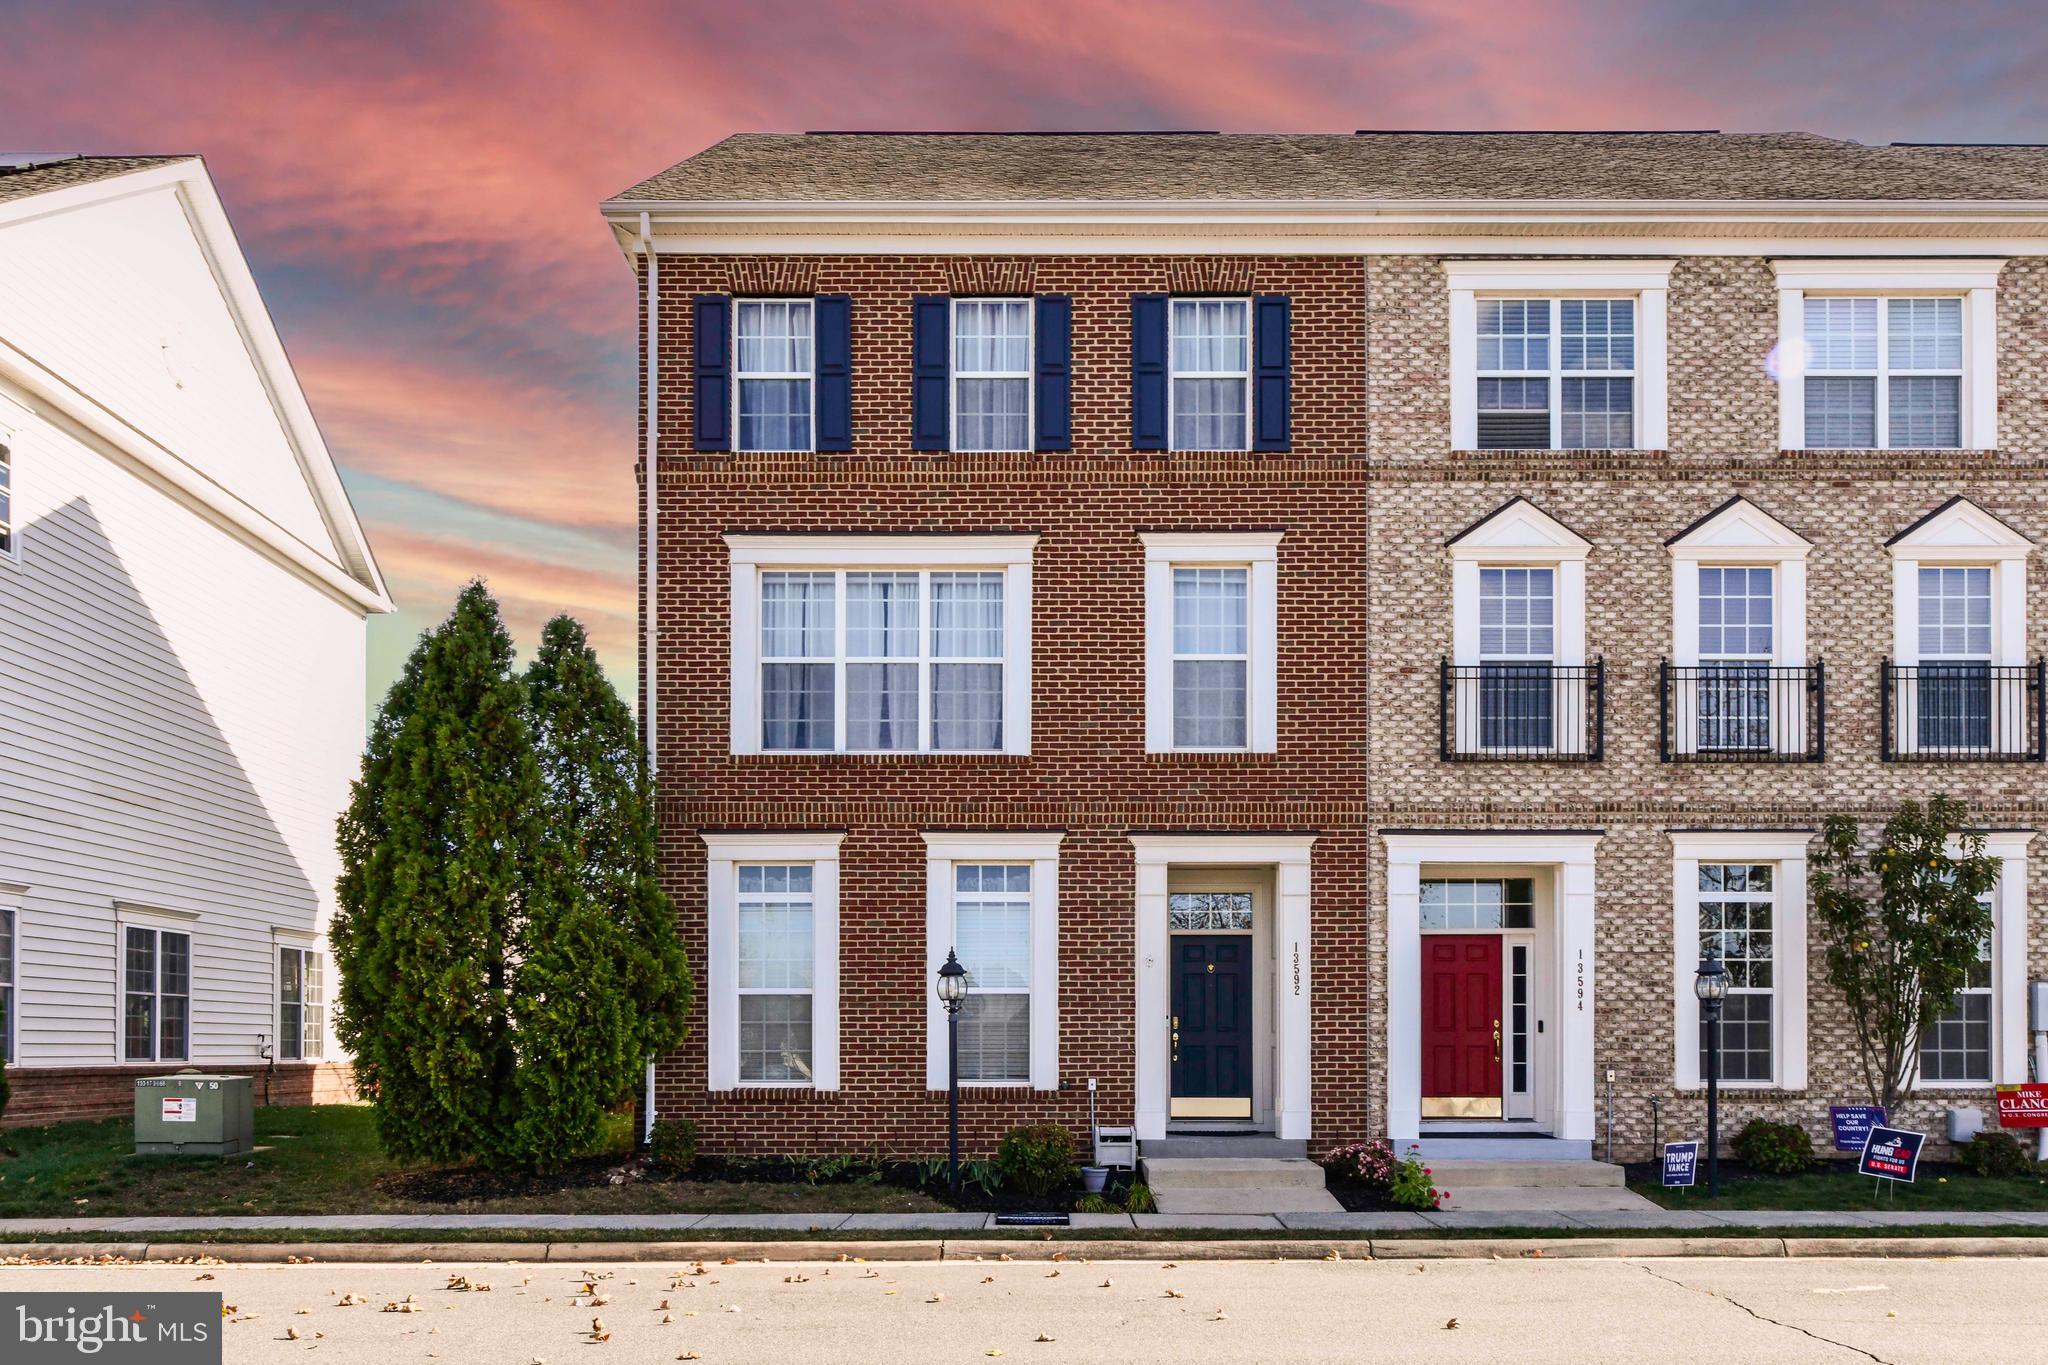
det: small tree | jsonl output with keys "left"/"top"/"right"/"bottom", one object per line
{"left": 514, "top": 616, "right": 692, "bottom": 1164}
{"left": 332, "top": 583, "right": 544, "bottom": 1168}
{"left": 1809, "top": 796, "right": 1999, "bottom": 1114}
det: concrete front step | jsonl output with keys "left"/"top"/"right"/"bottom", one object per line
{"left": 1140, "top": 1136, "right": 1307, "bottom": 1159}
{"left": 1436, "top": 1185, "right": 1662, "bottom": 1213}
{"left": 1141, "top": 1157, "right": 1328, "bottom": 1190}
{"left": 1416, "top": 1158, "right": 1627, "bottom": 1189}
{"left": 1409, "top": 1136, "right": 1594, "bottom": 1161}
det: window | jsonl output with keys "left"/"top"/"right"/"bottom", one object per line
{"left": 124, "top": 926, "right": 190, "bottom": 1062}
{"left": 728, "top": 536, "right": 1036, "bottom": 757}
{"left": 1170, "top": 299, "right": 1250, "bottom": 451}
{"left": 1803, "top": 297, "right": 1962, "bottom": 449}
{"left": 952, "top": 864, "right": 1033, "bottom": 1083}
{"left": 1168, "top": 892, "right": 1253, "bottom": 931}
{"left": 759, "top": 570, "right": 1002, "bottom": 752}
{"left": 1698, "top": 863, "right": 1774, "bottom": 1084}
{"left": 0, "top": 440, "right": 13, "bottom": 556}
{"left": 953, "top": 299, "right": 1031, "bottom": 452}
{"left": 1172, "top": 568, "right": 1249, "bottom": 748}
{"left": 1478, "top": 567, "right": 1555, "bottom": 750}
{"left": 1141, "top": 533, "right": 1280, "bottom": 754}
{"left": 1916, "top": 566, "right": 1993, "bottom": 751}
{"left": 278, "top": 946, "right": 324, "bottom": 1062}
{"left": 702, "top": 834, "right": 842, "bottom": 1091}
{"left": 0, "top": 906, "right": 14, "bottom": 1062}
{"left": 923, "top": 833, "right": 1060, "bottom": 1092}
{"left": 1696, "top": 566, "right": 1775, "bottom": 752}
{"left": 1920, "top": 892, "right": 1993, "bottom": 1084}
{"left": 737, "top": 864, "right": 815, "bottom": 1083}
{"left": 1476, "top": 298, "right": 1635, "bottom": 449}
{"left": 735, "top": 299, "right": 813, "bottom": 452}
{"left": 1420, "top": 878, "right": 1534, "bottom": 930}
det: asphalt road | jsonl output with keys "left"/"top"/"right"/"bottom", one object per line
{"left": 5, "top": 1254, "right": 2044, "bottom": 1363}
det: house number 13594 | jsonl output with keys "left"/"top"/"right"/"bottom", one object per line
{"left": 1575, "top": 948, "right": 1586, "bottom": 1011}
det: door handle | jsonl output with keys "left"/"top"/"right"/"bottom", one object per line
{"left": 1492, "top": 1017, "right": 1502, "bottom": 1062}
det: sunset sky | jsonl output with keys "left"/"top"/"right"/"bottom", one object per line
{"left": 5, "top": 1, "right": 2043, "bottom": 710}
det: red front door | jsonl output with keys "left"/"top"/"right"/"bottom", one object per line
{"left": 1421, "top": 935, "right": 1503, "bottom": 1118}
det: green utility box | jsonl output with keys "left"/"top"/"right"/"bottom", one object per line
{"left": 133, "top": 1073, "right": 254, "bottom": 1156}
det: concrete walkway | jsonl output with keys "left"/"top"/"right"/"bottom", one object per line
{"left": 5, "top": 1209, "right": 2048, "bottom": 1235}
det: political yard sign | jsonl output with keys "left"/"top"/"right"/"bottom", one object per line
{"left": 1995, "top": 1083, "right": 2048, "bottom": 1129}
{"left": 1661, "top": 1141, "right": 1699, "bottom": 1187}
{"left": 1827, "top": 1104, "right": 1887, "bottom": 1152}
{"left": 1856, "top": 1126, "right": 1926, "bottom": 1183}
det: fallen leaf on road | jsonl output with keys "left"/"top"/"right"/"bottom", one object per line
{"left": 1044, "top": 1269, "right": 1060, "bottom": 1279}
{"left": 1211, "top": 1311, "right": 1228, "bottom": 1322}
{"left": 981, "top": 1276, "right": 995, "bottom": 1284}
{"left": 1163, "top": 1289, "right": 1185, "bottom": 1299}
{"left": 1036, "top": 1333, "right": 1055, "bottom": 1342}
{"left": 285, "top": 1327, "right": 302, "bottom": 1340}
{"left": 1097, "top": 1279, "right": 1112, "bottom": 1288}
{"left": 927, "top": 1293, "right": 945, "bottom": 1303}
{"left": 195, "top": 1273, "right": 214, "bottom": 1281}
{"left": 1444, "top": 1318, "right": 1459, "bottom": 1331}
{"left": 1051, "top": 1251, "right": 1068, "bottom": 1262}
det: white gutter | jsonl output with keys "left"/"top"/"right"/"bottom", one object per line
{"left": 0, "top": 336, "right": 390, "bottom": 614}
{"left": 639, "top": 209, "right": 661, "bottom": 1146}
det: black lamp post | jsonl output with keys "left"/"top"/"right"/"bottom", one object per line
{"left": 1694, "top": 950, "right": 1729, "bottom": 1199}
{"left": 936, "top": 949, "right": 969, "bottom": 1196}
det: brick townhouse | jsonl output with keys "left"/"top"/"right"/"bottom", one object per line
{"left": 601, "top": 132, "right": 2048, "bottom": 1165}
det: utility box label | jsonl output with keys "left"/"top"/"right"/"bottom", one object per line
{"left": 161, "top": 1098, "right": 197, "bottom": 1124}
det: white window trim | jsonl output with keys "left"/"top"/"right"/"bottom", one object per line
{"left": 732, "top": 297, "right": 817, "bottom": 454}
{"left": 0, "top": 884, "right": 21, "bottom": 1064}
{"left": 922, "top": 832, "right": 1061, "bottom": 1092}
{"left": 1447, "top": 499, "right": 1590, "bottom": 756}
{"left": 1770, "top": 259, "right": 2001, "bottom": 451}
{"left": 1669, "top": 831, "right": 1810, "bottom": 1092}
{"left": 114, "top": 903, "right": 198, "bottom": 1065}
{"left": 725, "top": 534, "right": 1037, "bottom": 756}
{"left": 1667, "top": 498, "right": 1814, "bottom": 757}
{"left": 0, "top": 428, "right": 19, "bottom": 563}
{"left": 1917, "top": 830, "right": 2033, "bottom": 1090}
{"left": 950, "top": 297, "right": 1033, "bottom": 454}
{"left": 1167, "top": 296, "right": 1253, "bottom": 453}
{"left": 1447, "top": 260, "right": 1673, "bottom": 452}
{"left": 1886, "top": 498, "right": 2033, "bottom": 756}
{"left": 702, "top": 832, "right": 844, "bottom": 1092}
{"left": 1140, "top": 532, "right": 1281, "bottom": 753}
{"left": 274, "top": 939, "right": 325, "bottom": 1063}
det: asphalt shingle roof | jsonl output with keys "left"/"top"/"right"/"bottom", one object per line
{"left": 611, "top": 132, "right": 2048, "bottom": 205}
{"left": 0, "top": 154, "right": 193, "bottom": 206}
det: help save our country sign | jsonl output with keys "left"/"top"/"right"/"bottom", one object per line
{"left": 1857, "top": 1125, "right": 1927, "bottom": 1183}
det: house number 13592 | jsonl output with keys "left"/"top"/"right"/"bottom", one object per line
{"left": 1575, "top": 948, "right": 1586, "bottom": 1011}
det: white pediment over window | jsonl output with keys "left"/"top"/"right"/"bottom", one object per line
{"left": 1886, "top": 496, "right": 2032, "bottom": 563}
{"left": 1666, "top": 496, "right": 1811, "bottom": 563}
{"left": 1446, "top": 496, "right": 1590, "bottom": 561}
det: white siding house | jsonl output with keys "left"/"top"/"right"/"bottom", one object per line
{"left": 0, "top": 155, "right": 389, "bottom": 1121}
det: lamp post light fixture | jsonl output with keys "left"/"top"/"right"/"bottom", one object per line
{"left": 1694, "top": 950, "right": 1730, "bottom": 1199}
{"left": 936, "top": 949, "right": 969, "bottom": 1196}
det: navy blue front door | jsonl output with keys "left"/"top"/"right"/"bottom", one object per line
{"left": 1170, "top": 935, "right": 1253, "bottom": 1118}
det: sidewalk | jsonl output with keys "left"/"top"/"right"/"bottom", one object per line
{"left": 6, "top": 1209, "right": 2048, "bottom": 1234}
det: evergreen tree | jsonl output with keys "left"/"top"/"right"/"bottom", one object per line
{"left": 514, "top": 616, "right": 693, "bottom": 1165}
{"left": 332, "top": 583, "right": 543, "bottom": 1166}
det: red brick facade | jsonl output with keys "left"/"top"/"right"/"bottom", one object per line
{"left": 3, "top": 1063, "right": 356, "bottom": 1127}
{"left": 644, "top": 249, "right": 2048, "bottom": 1160}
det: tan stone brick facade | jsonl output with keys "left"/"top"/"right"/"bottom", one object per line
{"left": 646, "top": 250, "right": 2048, "bottom": 1161}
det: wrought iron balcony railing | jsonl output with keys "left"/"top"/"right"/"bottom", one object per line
{"left": 1880, "top": 659, "right": 2045, "bottom": 762}
{"left": 1659, "top": 660, "right": 1826, "bottom": 763}
{"left": 1439, "top": 658, "right": 1604, "bottom": 761}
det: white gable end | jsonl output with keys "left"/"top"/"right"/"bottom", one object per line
{"left": 1667, "top": 496, "right": 1811, "bottom": 560}
{"left": 1888, "top": 497, "right": 2032, "bottom": 561}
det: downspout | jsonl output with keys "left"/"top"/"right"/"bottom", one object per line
{"left": 640, "top": 210, "right": 661, "bottom": 1147}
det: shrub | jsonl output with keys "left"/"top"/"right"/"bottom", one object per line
{"left": 648, "top": 1118, "right": 698, "bottom": 1176}
{"left": 1122, "top": 1182, "right": 1157, "bottom": 1214}
{"left": 1731, "top": 1118, "right": 1814, "bottom": 1175}
{"left": 1956, "top": 1130, "right": 2035, "bottom": 1179}
{"left": 1323, "top": 1139, "right": 1398, "bottom": 1190}
{"left": 996, "top": 1123, "right": 1076, "bottom": 1203}
{"left": 1388, "top": 1145, "right": 1445, "bottom": 1211}
{"left": 1074, "top": 1194, "right": 1118, "bottom": 1214}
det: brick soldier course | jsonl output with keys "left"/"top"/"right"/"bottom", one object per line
{"left": 609, "top": 132, "right": 2048, "bottom": 1162}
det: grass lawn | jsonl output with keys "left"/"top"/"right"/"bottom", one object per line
{"left": 1630, "top": 1158, "right": 2048, "bottom": 1212}
{"left": 0, "top": 1106, "right": 944, "bottom": 1218}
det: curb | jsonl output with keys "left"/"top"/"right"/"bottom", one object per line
{"left": 10, "top": 1235, "right": 2048, "bottom": 1265}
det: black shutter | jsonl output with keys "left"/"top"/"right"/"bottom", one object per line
{"left": 814, "top": 293, "right": 852, "bottom": 452}
{"left": 692, "top": 294, "right": 731, "bottom": 452}
{"left": 1034, "top": 294, "right": 1073, "bottom": 452}
{"left": 1253, "top": 293, "right": 1292, "bottom": 452}
{"left": 1130, "top": 293, "right": 1168, "bottom": 450}
{"left": 912, "top": 294, "right": 950, "bottom": 451}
